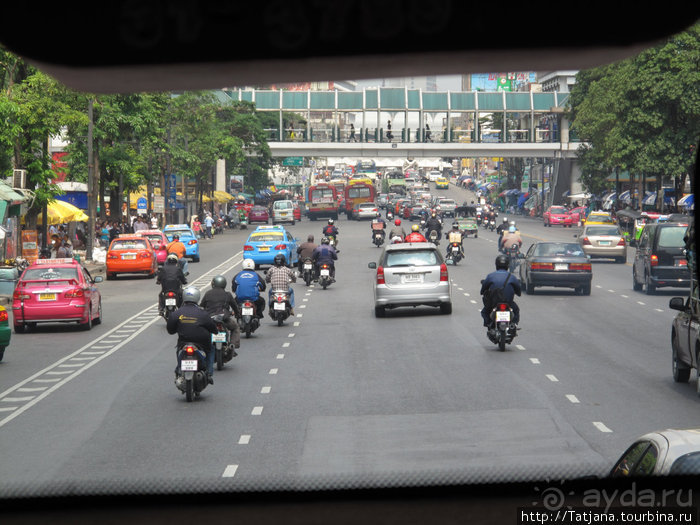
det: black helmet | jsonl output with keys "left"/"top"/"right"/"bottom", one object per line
{"left": 321, "top": 237, "right": 330, "bottom": 245}
{"left": 274, "top": 253, "right": 286, "bottom": 266}
{"left": 211, "top": 275, "right": 226, "bottom": 288}
{"left": 495, "top": 254, "right": 509, "bottom": 270}
{"left": 452, "top": 222, "right": 459, "bottom": 229}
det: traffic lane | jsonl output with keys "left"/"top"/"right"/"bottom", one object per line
{"left": 225, "top": 218, "right": 608, "bottom": 484}
{"left": 0, "top": 230, "right": 244, "bottom": 392}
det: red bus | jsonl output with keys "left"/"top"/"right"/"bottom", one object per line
{"left": 344, "top": 180, "right": 376, "bottom": 219}
{"left": 306, "top": 183, "right": 339, "bottom": 220}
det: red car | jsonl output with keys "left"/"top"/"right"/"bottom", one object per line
{"left": 568, "top": 206, "right": 587, "bottom": 224}
{"left": 248, "top": 205, "right": 269, "bottom": 224}
{"left": 293, "top": 202, "right": 302, "bottom": 222}
{"left": 543, "top": 206, "right": 574, "bottom": 227}
{"left": 12, "top": 258, "right": 103, "bottom": 332}
{"left": 137, "top": 230, "right": 169, "bottom": 264}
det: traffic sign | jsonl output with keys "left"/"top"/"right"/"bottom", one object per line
{"left": 283, "top": 157, "right": 304, "bottom": 167}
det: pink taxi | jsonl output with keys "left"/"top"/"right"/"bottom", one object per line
{"left": 137, "top": 230, "right": 169, "bottom": 264}
{"left": 543, "top": 206, "right": 574, "bottom": 227}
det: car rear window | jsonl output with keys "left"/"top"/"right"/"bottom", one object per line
{"left": 385, "top": 249, "right": 439, "bottom": 267}
{"left": 143, "top": 235, "right": 162, "bottom": 246}
{"left": 657, "top": 226, "right": 687, "bottom": 248}
{"left": 586, "top": 226, "right": 620, "bottom": 236}
{"left": 23, "top": 267, "right": 79, "bottom": 281}
{"left": 166, "top": 230, "right": 193, "bottom": 238}
{"left": 669, "top": 452, "right": 700, "bottom": 475}
{"left": 534, "top": 243, "right": 585, "bottom": 257}
{"left": 274, "top": 201, "right": 293, "bottom": 210}
{"left": 112, "top": 240, "right": 148, "bottom": 250}
{"left": 359, "top": 203, "right": 376, "bottom": 209}
{"left": 250, "top": 233, "right": 284, "bottom": 242}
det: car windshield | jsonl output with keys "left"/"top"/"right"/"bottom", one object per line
{"left": 112, "top": 240, "right": 148, "bottom": 250}
{"left": 657, "top": 226, "right": 687, "bottom": 248}
{"left": 385, "top": 249, "right": 439, "bottom": 267}
{"left": 23, "top": 267, "right": 79, "bottom": 281}
{"left": 534, "top": 243, "right": 585, "bottom": 257}
{"left": 550, "top": 207, "right": 567, "bottom": 214}
{"left": 250, "top": 233, "right": 283, "bottom": 242}
{"left": 586, "top": 226, "right": 621, "bottom": 236}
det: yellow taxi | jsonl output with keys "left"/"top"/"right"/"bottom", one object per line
{"left": 435, "top": 177, "right": 449, "bottom": 189}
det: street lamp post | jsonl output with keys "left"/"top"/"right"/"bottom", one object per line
{"left": 86, "top": 98, "right": 95, "bottom": 261}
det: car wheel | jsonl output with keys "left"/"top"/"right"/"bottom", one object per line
{"left": 81, "top": 308, "right": 93, "bottom": 331}
{"left": 672, "top": 333, "right": 690, "bottom": 383}
{"left": 645, "top": 273, "right": 656, "bottom": 295}
{"left": 94, "top": 300, "right": 103, "bottom": 325}
{"left": 632, "top": 268, "right": 642, "bottom": 291}
{"left": 440, "top": 302, "right": 452, "bottom": 315}
{"left": 193, "top": 256, "right": 200, "bottom": 263}
{"left": 579, "top": 283, "right": 591, "bottom": 296}
{"left": 0, "top": 345, "right": 4, "bottom": 362}
{"left": 13, "top": 323, "right": 25, "bottom": 334}
{"left": 106, "top": 273, "right": 115, "bottom": 280}
{"left": 374, "top": 306, "right": 386, "bottom": 318}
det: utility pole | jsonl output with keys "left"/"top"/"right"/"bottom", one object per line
{"left": 86, "top": 98, "right": 95, "bottom": 261}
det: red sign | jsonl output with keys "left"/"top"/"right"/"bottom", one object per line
{"left": 51, "top": 151, "right": 68, "bottom": 183}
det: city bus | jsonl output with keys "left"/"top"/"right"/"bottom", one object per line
{"left": 306, "top": 183, "right": 339, "bottom": 220}
{"left": 355, "top": 159, "right": 377, "bottom": 180}
{"left": 344, "top": 179, "right": 377, "bottom": 219}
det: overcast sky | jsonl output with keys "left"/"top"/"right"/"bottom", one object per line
{"left": 354, "top": 75, "right": 462, "bottom": 90}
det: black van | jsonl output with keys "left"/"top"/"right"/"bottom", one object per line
{"left": 633, "top": 221, "right": 691, "bottom": 294}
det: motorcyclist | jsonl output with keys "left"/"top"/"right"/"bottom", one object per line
{"left": 322, "top": 219, "right": 339, "bottom": 249}
{"left": 166, "top": 234, "right": 189, "bottom": 275}
{"left": 200, "top": 275, "right": 241, "bottom": 357}
{"left": 446, "top": 222, "right": 465, "bottom": 258}
{"left": 265, "top": 254, "right": 297, "bottom": 316}
{"left": 486, "top": 208, "right": 498, "bottom": 226}
{"left": 480, "top": 254, "right": 522, "bottom": 328}
{"left": 405, "top": 224, "right": 428, "bottom": 243}
{"left": 425, "top": 212, "right": 442, "bottom": 241}
{"left": 499, "top": 225, "right": 522, "bottom": 253}
{"left": 232, "top": 258, "right": 267, "bottom": 318}
{"left": 166, "top": 286, "right": 218, "bottom": 384}
{"left": 312, "top": 237, "right": 338, "bottom": 281}
{"left": 157, "top": 253, "right": 187, "bottom": 313}
{"left": 496, "top": 217, "right": 510, "bottom": 236}
{"left": 388, "top": 218, "right": 407, "bottom": 241}
{"left": 371, "top": 213, "right": 386, "bottom": 242}
{"left": 296, "top": 234, "right": 318, "bottom": 272}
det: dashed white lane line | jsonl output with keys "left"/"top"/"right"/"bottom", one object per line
{"left": 222, "top": 464, "right": 238, "bottom": 478}
{"left": 293, "top": 321, "right": 300, "bottom": 326}
{"left": 529, "top": 358, "right": 540, "bottom": 364}
{"left": 607, "top": 289, "right": 615, "bottom": 293}
{"left": 516, "top": 344, "right": 526, "bottom": 351}
{"left": 593, "top": 421, "right": 613, "bottom": 433}
{"left": 282, "top": 342, "right": 290, "bottom": 348}
{"left": 276, "top": 354, "right": 285, "bottom": 360}
{"left": 299, "top": 305, "right": 307, "bottom": 309}
{"left": 251, "top": 406, "right": 263, "bottom": 415}
{"left": 261, "top": 386, "right": 271, "bottom": 394}
{"left": 238, "top": 435, "right": 251, "bottom": 445}
{"left": 296, "top": 314, "right": 303, "bottom": 318}
{"left": 637, "top": 301, "right": 646, "bottom": 305}
{"left": 288, "top": 333, "right": 295, "bottom": 338}
{"left": 621, "top": 294, "right": 629, "bottom": 298}
{"left": 595, "top": 285, "right": 602, "bottom": 289}
{"left": 655, "top": 308, "right": 663, "bottom": 312}
{"left": 470, "top": 300, "right": 477, "bottom": 304}
{"left": 566, "top": 394, "right": 580, "bottom": 404}
{"left": 546, "top": 374, "right": 559, "bottom": 382}
{"left": 269, "top": 368, "right": 278, "bottom": 375}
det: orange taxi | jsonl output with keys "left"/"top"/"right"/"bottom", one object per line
{"left": 106, "top": 234, "right": 158, "bottom": 279}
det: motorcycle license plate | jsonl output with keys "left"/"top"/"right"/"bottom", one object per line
{"left": 165, "top": 298, "right": 177, "bottom": 306}
{"left": 242, "top": 307, "right": 254, "bottom": 316}
{"left": 181, "top": 359, "right": 198, "bottom": 371}
{"left": 452, "top": 246, "right": 459, "bottom": 252}
{"left": 211, "top": 332, "right": 227, "bottom": 343}
{"left": 274, "top": 302, "right": 285, "bottom": 310}
{"left": 304, "top": 263, "right": 312, "bottom": 270}
{"left": 496, "top": 311, "right": 511, "bottom": 322}
{"left": 320, "top": 269, "right": 330, "bottom": 276}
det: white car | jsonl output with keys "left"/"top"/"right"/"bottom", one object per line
{"left": 428, "top": 171, "right": 442, "bottom": 182}
{"left": 610, "top": 428, "right": 700, "bottom": 476}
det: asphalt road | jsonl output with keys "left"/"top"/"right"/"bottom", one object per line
{"left": 0, "top": 182, "right": 695, "bottom": 497}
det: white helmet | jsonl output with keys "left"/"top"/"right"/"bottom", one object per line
{"left": 242, "top": 259, "right": 255, "bottom": 270}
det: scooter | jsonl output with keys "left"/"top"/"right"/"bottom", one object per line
{"left": 301, "top": 257, "right": 315, "bottom": 286}
{"left": 174, "top": 343, "right": 209, "bottom": 401}
{"left": 487, "top": 303, "right": 518, "bottom": 351}
{"left": 489, "top": 219, "right": 496, "bottom": 231}
{"left": 506, "top": 244, "right": 523, "bottom": 273}
{"left": 159, "top": 289, "right": 180, "bottom": 319}
{"left": 210, "top": 313, "right": 233, "bottom": 371}
{"left": 428, "top": 230, "right": 439, "bottom": 246}
{"left": 446, "top": 242, "right": 463, "bottom": 264}
{"left": 237, "top": 300, "right": 260, "bottom": 338}
{"left": 269, "top": 289, "right": 292, "bottom": 326}
{"left": 372, "top": 229, "right": 385, "bottom": 247}
{"left": 318, "top": 263, "right": 333, "bottom": 289}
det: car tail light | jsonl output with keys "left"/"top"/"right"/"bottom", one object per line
{"left": 0, "top": 310, "right": 7, "bottom": 322}
{"left": 376, "top": 265, "right": 385, "bottom": 285}
{"left": 530, "top": 262, "right": 554, "bottom": 270}
{"left": 581, "top": 237, "right": 591, "bottom": 245}
{"left": 650, "top": 254, "right": 659, "bottom": 267}
{"left": 275, "top": 244, "right": 287, "bottom": 250}
{"left": 139, "top": 252, "right": 151, "bottom": 258}
{"left": 439, "top": 263, "right": 448, "bottom": 281}
{"left": 617, "top": 238, "right": 625, "bottom": 246}
{"left": 13, "top": 289, "right": 30, "bottom": 300}
{"left": 64, "top": 288, "right": 85, "bottom": 298}
{"left": 570, "top": 263, "right": 592, "bottom": 271}
{"left": 188, "top": 239, "right": 197, "bottom": 245}
{"left": 107, "top": 252, "right": 118, "bottom": 259}
{"left": 184, "top": 345, "right": 196, "bottom": 355}
{"left": 243, "top": 245, "right": 254, "bottom": 251}
{"left": 167, "top": 291, "right": 176, "bottom": 298}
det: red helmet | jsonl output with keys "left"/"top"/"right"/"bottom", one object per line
{"left": 394, "top": 218, "right": 401, "bottom": 226}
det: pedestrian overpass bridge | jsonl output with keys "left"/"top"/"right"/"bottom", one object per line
{"left": 216, "top": 87, "right": 584, "bottom": 159}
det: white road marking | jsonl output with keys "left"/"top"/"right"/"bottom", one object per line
{"left": 637, "top": 301, "right": 646, "bottom": 305}
{"left": 566, "top": 395, "right": 580, "bottom": 404}
{"left": 2, "top": 397, "right": 35, "bottom": 402}
{"left": 303, "top": 298, "right": 309, "bottom": 302}
{"left": 261, "top": 386, "right": 271, "bottom": 394}
{"left": 46, "top": 371, "right": 73, "bottom": 375}
{"left": 529, "top": 358, "right": 540, "bottom": 364}
{"left": 282, "top": 342, "right": 290, "bottom": 348}
{"left": 276, "top": 354, "right": 285, "bottom": 359}
{"left": 546, "top": 374, "right": 559, "bottom": 382}
{"left": 251, "top": 406, "right": 263, "bottom": 415}
{"left": 81, "top": 351, "right": 107, "bottom": 355}
{"left": 293, "top": 322, "right": 300, "bottom": 326}
{"left": 607, "top": 289, "right": 615, "bottom": 293}
{"left": 470, "top": 300, "right": 477, "bottom": 304}
{"left": 222, "top": 465, "right": 238, "bottom": 478}
{"left": 595, "top": 285, "right": 602, "bottom": 288}
{"left": 88, "top": 347, "right": 112, "bottom": 350}
{"left": 70, "top": 357, "right": 96, "bottom": 361}
{"left": 655, "top": 308, "right": 663, "bottom": 312}
{"left": 458, "top": 287, "right": 463, "bottom": 291}
{"left": 269, "top": 368, "right": 278, "bottom": 375}
{"left": 296, "top": 314, "right": 303, "bottom": 318}
{"left": 238, "top": 435, "right": 251, "bottom": 445}
{"left": 299, "top": 305, "right": 307, "bottom": 309}
{"left": 593, "top": 421, "right": 613, "bottom": 433}
{"left": 0, "top": 406, "right": 18, "bottom": 412}
{"left": 32, "top": 378, "right": 62, "bottom": 383}
{"left": 58, "top": 363, "right": 84, "bottom": 368}
{"left": 516, "top": 345, "right": 526, "bottom": 351}
{"left": 17, "top": 387, "right": 48, "bottom": 393}
{"left": 621, "top": 295, "right": 629, "bottom": 298}
{"left": 288, "top": 333, "right": 295, "bottom": 338}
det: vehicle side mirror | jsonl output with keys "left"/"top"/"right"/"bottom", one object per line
{"left": 368, "top": 262, "right": 377, "bottom": 269}
{"left": 669, "top": 297, "right": 686, "bottom": 311}
{"left": 94, "top": 276, "right": 104, "bottom": 283}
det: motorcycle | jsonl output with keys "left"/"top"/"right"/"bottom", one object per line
{"left": 214, "top": 218, "right": 224, "bottom": 235}
{"left": 446, "top": 242, "right": 463, "bottom": 264}
{"left": 239, "top": 211, "right": 248, "bottom": 229}
{"left": 372, "top": 229, "right": 385, "bottom": 247}
{"left": 489, "top": 219, "right": 496, "bottom": 231}
{"left": 506, "top": 244, "right": 522, "bottom": 273}
{"left": 327, "top": 235, "right": 338, "bottom": 249}
{"left": 386, "top": 210, "right": 394, "bottom": 221}
{"left": 174, "top": 343, "right": 209, "bottom": 401}
{"left": 419, "top": 218, "right": 426, "bottom": 230}
{"left": 160, "top": 289, "right": 180, "bottom": 319}
{"left": 487, "top": 303, "right": 518, "bottom": 351}
{"left": 318, "top": 263, "right": 333, "bottom": 289}
{"left": 237, "top": 299, "right": 260, "bottom": 338}
{"left": 428, "top": 230, "right": 439, "bottom": 246}
{"left": 210, "top": 313, "right": 233, "bottom": 370}
{"left": 301, "top": 257, "right": 315, "bottom": 286}
{"left": 476, "top": 213, "right": 482, "bottom": 226}
{"left": 269, "top": 289, "right": 292, "bottom": 326}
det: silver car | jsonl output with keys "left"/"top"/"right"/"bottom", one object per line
{"left": 354, "top": 202, "right": 379, "bottom": 220}
{"left": 610, "top": 428, "right": 700, "bottom": 476}
{"left": 368, "top": 243, "right": 452, "bottom": 317}
{"left": 579, "top": 224, "right": 627, "bottom": 263}
{"left": 438, "top": 198, "right": 457, "bottom": 217}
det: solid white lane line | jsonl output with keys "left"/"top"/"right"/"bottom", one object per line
{"left": 529, "top": 358, "right": 540, "bottom": 364}
{"left": 566, "top": 395, "right": 580, "bottom": 404}
{"left": 238, "top": 435, "right": 251, "bottom": 445}
{"left": 261, "top": 386, "right": 271, "bottom": 394}
{"left": 546, "top": 374, "right": 559, "bottom": 382}
{"left": 222, "top": 465, "right": 238, "bottom": 478}
{"left": 593, "top": 421, "right": 613, "bottom": 433}
{"left": 251, "top": 406, "right": 263, "bottom": 415}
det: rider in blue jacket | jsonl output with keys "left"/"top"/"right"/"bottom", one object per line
{"left": 312, "top": 237, "right": 338, "bottom": 281}
{"left": 232, "top": 258, "right": 267, "bottom": 318}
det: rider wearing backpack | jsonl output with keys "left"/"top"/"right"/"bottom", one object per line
{"left": 480, "top": 254, "right": 522, "bottom": 327}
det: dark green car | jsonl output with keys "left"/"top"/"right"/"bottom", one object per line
{"left": 0, "top": 304, "right": 11, "bottom": 361}
{"left": 455, "top": 217, "right": 478, "bottom": 238}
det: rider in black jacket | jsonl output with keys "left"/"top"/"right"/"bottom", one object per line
{"left": 157, "top": 253, "right": 187, "bottom": 311}
{"left": 200, "top": 275, "right": 241, "bottom": 354}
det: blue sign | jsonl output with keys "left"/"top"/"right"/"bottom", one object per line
{"left": 137, "top": 197, "right": 147, "bottom": 211}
